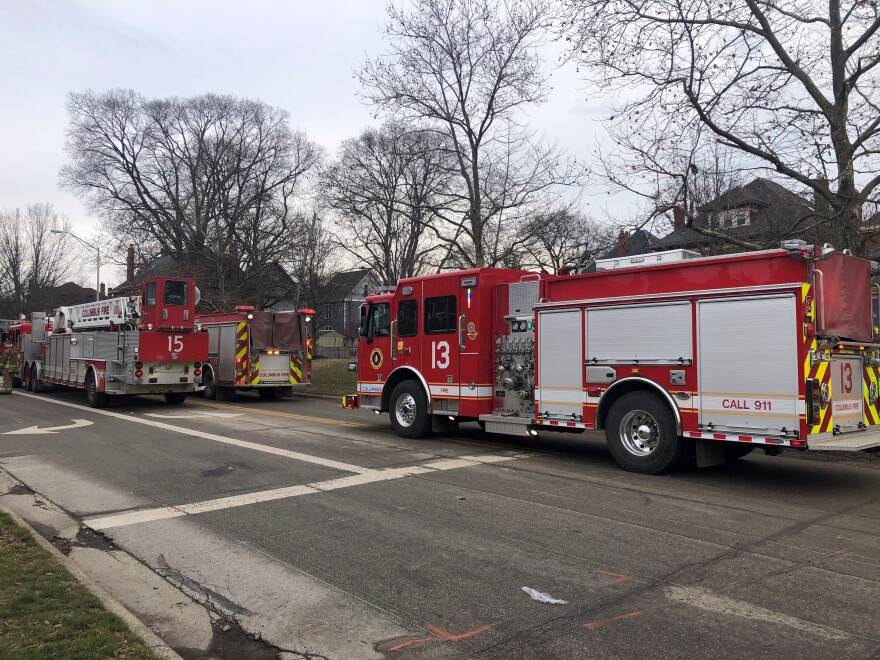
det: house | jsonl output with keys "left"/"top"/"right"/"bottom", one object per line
{"left": 654, "top": 178, "right": 813, "bottom": 254}
{"left": 315, "top": 268, "right": 381, "bottom": 338}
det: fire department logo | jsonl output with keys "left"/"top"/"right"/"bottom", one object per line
{"left": 466, "top": 321, "right": 478, "bottom": 341}
{"left": 369, "top": 348, "right": 384, "bottom": 370}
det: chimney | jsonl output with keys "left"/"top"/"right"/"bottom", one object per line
{"left": 673, "top": 206, "right": 686, "bottom": 230}
{"left": 814, "top": 175, "right": 830, "bottom": 217}
{"left": 100, "top": 283, "right": 106, "bottom": 299}
{"left": 126, "top": 244, "right": 135, "bottom": 282}
{"left": 617, "top": 230, "right": 631, "bottom": 257}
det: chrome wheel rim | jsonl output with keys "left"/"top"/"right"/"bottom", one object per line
{"left": 619, "top": 409, "right": 660, "bottom": 456}
{"left": 395, "top": 393, "right": 417, "bottom": 428}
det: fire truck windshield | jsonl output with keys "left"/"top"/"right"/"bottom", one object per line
{"left": 164, "top": 281, "right": 188, "bottom": 306}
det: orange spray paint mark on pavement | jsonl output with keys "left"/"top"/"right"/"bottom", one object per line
{"left": 387, "top": 624, "right": 492, "bottom": 652}
{"left": 595, "top": 569, "right": 631, "bottom": 585}
{"left": 583, "top": 611, "right": 642, "bottom": 630}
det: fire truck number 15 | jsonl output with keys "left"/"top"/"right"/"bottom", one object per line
{"left": 168, "top": 335, "right": 184, "bottom": 353}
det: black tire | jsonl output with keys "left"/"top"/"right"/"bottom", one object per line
{"left": 31, "top": 364, "right": 44, "bottom": 394}
{"left": 388, "top": 380, "right": 431, "bottom": 439}
{"left": 202, "top": 369, "right": 217, "bottom": 400}
{"left": 164, "top": 392, "right": 187, "bottom": 404}
{"left": 85, "top": 372, "right": 109, "bottom": 408}
{"left": 605, "top": 391, "right": 690, "bottom": 474}
{"left": 24, "top": 365, "right": 33, "bottom": 392}
{"left": 258, "top": 388, "right": 279, "bottom": 400}
{"left": 725, "top": 444, "right": 755, "bottom": 461}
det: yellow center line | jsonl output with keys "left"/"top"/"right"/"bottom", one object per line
{"left": 189, "top": 399, "right": 376, "bottom": 429}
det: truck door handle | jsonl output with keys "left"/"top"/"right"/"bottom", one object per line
{"left": 458, "top": 314, "right": 466, "bottom": 349}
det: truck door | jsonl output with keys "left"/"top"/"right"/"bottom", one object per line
{"left": 363, "top": 299, "right": 393, "bottom": 393}
{"left": 421, "top": 278, "right": 461, "bottom": 412}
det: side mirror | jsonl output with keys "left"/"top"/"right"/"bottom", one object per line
{"left": 379, "top": 328, "right": 390, "bottom": 337}
{"left": 358, "top": 326, "right": 366, "bottom": 337}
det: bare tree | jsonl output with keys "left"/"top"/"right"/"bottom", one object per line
{"left": 359, "top": 0, "right": 581, "bottom": 267}
{"left": 321, "top": 121, "right": 453, "bottom": 285}
{"left": 287, "top": 210, "right": 337, "bottom": 314}
{"left": 519, "top": 207, "right": 616, "bottom": 272}
{"left": 0, "top": 204, "right": 77, "bottom": 316}
{"left": 61, "top": 90, "right": 321, "bottom": 303}
{"left": 559, "top": 0, "right": 880, "bottom": 254}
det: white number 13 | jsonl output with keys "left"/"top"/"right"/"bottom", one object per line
{"left": 168, "top": 335, "right": 184, "bottom": 353}
{"left": 432, "top": 341, "right": 450, "bottom": 369}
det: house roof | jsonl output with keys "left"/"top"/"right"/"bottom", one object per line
{"left": 597, "top": 230, "right": 660, "bottom": 260}
{"left": 323, "top": 268, "right": 374, "bottom": 301}
{"left": 653, "top": 226, "right": 713, "bottom": 250}
{"left": 698, "top": 178, "right": 809, "bottom": 212}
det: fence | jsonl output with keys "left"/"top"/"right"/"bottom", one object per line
{"left": 314, "top": 346, "right": 357, "bottom": 360}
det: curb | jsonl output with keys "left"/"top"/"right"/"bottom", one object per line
{"left": 292, "top": 391, "right": 346, "bottom": 401}
{"left": 0, "top": 503, "right": 183, "bottom": 660}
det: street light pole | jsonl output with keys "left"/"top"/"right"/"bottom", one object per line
{"left": 50, "top": 230, "right": 101, "bottom": 301}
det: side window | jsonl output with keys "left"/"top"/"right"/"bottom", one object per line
{"left": 164, "top": 280, "right": 188, "bottom": 306}
{"left": 145, "top": 281, "right": 156, "bottom": 307}
{"left": 398, "top": 299, "right": 418, "bottom": 337}
{"left": 425, "top": 295, "right": 457, "bottom": 334}
{"left": 368, "top": 303, "right": 390, "bottom": 337}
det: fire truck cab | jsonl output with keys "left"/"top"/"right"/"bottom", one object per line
{"left": 346, "top": 244, "right": 880, "bottom": 473}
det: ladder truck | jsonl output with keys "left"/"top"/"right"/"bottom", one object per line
{"left": 19, "top": 276, "right": 209, "bottom": 407}
{"left": 343, "top": 242, "right": 880, "bottom": 473}
{"left": 195, "top": 307, "right": 314, "bottom": 400}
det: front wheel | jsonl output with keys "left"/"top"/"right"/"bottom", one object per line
{"left": 605, "top": 391, "right": 690, "bottom": 474}
{"left": 389, "top": 381, "right": 431, "bottom": 439}
{"left": 86, "top": 372, "right": 109, "bottom": 408}
{"left": 164, "top": 392, "right": 187, "bottom": 405}
{"left": 31, "top": 364, "right": 44, "bottom": 394}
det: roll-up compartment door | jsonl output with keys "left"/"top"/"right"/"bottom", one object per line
{"left": 218, "top": 325, "right": 237, "bottom": 382}
{"left": 586, "top": 302, "right": 692, "bottom": 363}
{"left": 536, "top": 309, "right": 583, "bottom": 419}
{"left": 698, "top": 295, "right": 799, "bottom": 434}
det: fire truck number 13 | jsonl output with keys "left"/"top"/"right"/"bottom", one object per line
{"left": 432, "top": 341, "right": 450, "bottom": 369}
{"left": 168, "top": 335, "right": 184, "bottom": 353}
{"left": 840, "top": 362, "right": 853, "bottom": 394}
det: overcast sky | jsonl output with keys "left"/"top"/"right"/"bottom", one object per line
{"left": 0, "top": 0, "right": 612, "bottom": 282}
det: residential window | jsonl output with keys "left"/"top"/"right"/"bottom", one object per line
{"left": 724, "top": 212, "right": 733, "bottom": 228}
{"left": 425, "top": 295, "right": 457, "bottom": 334}
{"left": 397, "top": 299, "right": 418, "bottom": 337}
{"left": 736, "top": 209, "right": 747, "bottom": 226}
{"left": 368, "top": 302, "right": 390, "bottom": 337}
{"left": 324, "top": 303, "right": 334, "bottom": 318}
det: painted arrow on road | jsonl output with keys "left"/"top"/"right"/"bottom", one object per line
{"left": 3, "top": 419, "right": 94, "bottom": 435}
{"left": 143, "top": 412, "right": 244, "bottom": 420}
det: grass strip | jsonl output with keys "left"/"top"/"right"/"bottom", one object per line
{"left": 308, "top": 358, "right": 357, "bottom": 397}
{"left": 0, "top": 512, "right": 157, "bottom": 659}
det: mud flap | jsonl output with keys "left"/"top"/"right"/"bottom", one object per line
{"left": 695, "top": 439, "right": 727, "bottom": 468}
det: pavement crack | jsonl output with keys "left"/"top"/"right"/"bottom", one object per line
{"left": 154, "top": 554, "right": 256, "bottom": 618}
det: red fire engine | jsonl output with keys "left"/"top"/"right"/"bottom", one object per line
{"left": 344, "top": 243, "right": 880, "bottom": 473}
{"left": 195, "top": 307, "right": 314, "bottom": 400}
{"left": 12, "top": 277, "right": 208, "bottom": 408}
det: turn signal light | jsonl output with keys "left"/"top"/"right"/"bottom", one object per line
{"left": 804, "top": 323, "right": 815, "bottom": 337}
{"left": 194, "top": 368, "right": 201, "bottom": 376}
{"left": 135, "top": 370, "right": 143, "bottom": 378}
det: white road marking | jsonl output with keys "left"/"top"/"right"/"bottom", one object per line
{"left": 665, "top": 586, "right": 850, "bottom": 640}
{"left": 2, "top": 419, "right": 94, "bottom": 435}
{"left": 14, "top": 392, "right": 371, "bottom": 474}
{"left": 143, "top": 411, "right": 244, "bottom": 419}
{"left": 85, "top": 453, "right": 528, "bottom": 530}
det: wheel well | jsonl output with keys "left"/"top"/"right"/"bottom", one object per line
{"left": 596, "top": 377, "right": 682, "bottom": 435}
{"left": 85, "top": 365, "right": 99, "bottom": 385}
{"left": 380, "top": 368, "right": 429, "bottom": 412}
{"left": 202, "top": 363, "right": 215, "bottom": 380}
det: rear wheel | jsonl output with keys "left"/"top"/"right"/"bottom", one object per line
{"left": 85, "top": 371, "right": 109, "bottom": 408}
{"left": 202, "top": 369, "right": 217, "bottom": 400}
{"left": 389, "top": 381, "right": 431, "bottom": 439}
{"left": 30, "top": 364, "right": 44, "bottom": 394}
{"left": 24, "top": 364, "right": 33, "bottom": 392}
{"left": 164, "top": 392, "right": 187, "bottom": 404}
{"left": 258, "top": 388, "right": 279, "bottom": 400}
{"left": 605, "top": 391, "right": 689, "bottom": 474}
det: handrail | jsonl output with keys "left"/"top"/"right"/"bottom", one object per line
{"left": 815, "top": 269, "right": 825, "bottom": 332}
{"left": 390, "top": 318, "right": 398, "bottom": 362}
{"left": 458, "top": 313, "right": 466, "bottom": 349}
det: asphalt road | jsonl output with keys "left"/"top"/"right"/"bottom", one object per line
{"left": 0, "top": 388, "right": 879, "bottom": 659}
